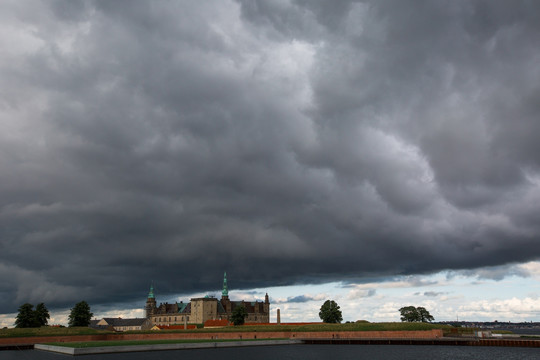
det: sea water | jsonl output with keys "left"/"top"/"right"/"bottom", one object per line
{"left": 3, "top": 344, "right": 540, "bottom": 360}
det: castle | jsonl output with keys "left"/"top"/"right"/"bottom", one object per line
{"left": 145, "top": 273, "right": 270, "bottom": 325}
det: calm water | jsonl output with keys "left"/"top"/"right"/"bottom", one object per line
{"left": 3, "top": 345, "right": 540, "bottom": 360}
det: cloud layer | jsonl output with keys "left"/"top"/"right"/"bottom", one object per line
{"left": 1, "top": 0, "right": 540, "bottom": 313}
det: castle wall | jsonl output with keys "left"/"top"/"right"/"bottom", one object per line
{"left": 246, "top": 313, "right": 269, "bottom": 323}
{"left": 191, "top": 298, "right": 218, "bottom": 323}
{"left": 147, "top": 305, "right": 269, "bottom": 325}
{"left": 150, "top": 314, "right": 189, "bottom": 326}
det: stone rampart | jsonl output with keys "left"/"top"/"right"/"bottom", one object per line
{"left": 0, "top": 329, "right": 443, "bottom": 346}
{"left": 292, "top": 329, "right": 443, "bottom": 339}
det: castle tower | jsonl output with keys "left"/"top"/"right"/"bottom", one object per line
{"left": 221, "top": 272, "right": 229, "bottom": 300}
{"left": 145, "top": 283, "right": 157, "bottom": 318}
{"left": 264, "top": 292, "right": 270, "bottom": 313}
{"left": 220, "top": 272, "right": 232, "bottom": 313}
{"left": 263, "top": 292, "right": 270, "bottom": 321}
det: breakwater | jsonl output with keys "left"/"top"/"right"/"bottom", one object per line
{"left": 34, "top": 339, "right": 303, "bottom": 355}
{"left": 303, "top": 338, "right": 540, "bottom": 348}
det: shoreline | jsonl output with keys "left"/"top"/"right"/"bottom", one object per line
{"left": 303, "top": 338, "right": 540, "bottom": 348}
{"left": 33, "top": 338, "right": 540, "bottom": 355}
{"left": 2, "top": 337, "right": 539, "bottom": 355}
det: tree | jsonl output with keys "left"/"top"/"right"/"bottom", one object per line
{"left": 34, "top": 303, "right": 50, "bottom": 327}
{"left": 68, "top": 301, "right": 93, "bottom": 327}
{"left": 417, "top": 307, "right": 434, "bottom": 323}
{"left": 399, "top": 306, "right": 434, "bottom": 322}
{"left": 319, "top": 300, "right": 343, "bottom": 323}
{"left": 230, "top": 305, "right": 248, "bottom": 326}
{"left": 15, "top": 303, "right": 37, "bottom": 328}
{"left": 399, "top": 306, "right": 419, "bottom": 322}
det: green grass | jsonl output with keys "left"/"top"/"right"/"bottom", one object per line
{"left": 0, "top": 327, "right": 111, "bottom": 338}
{"left": 1, "top": 322, "right": 450, "bottom": 338}
{"left": 290, "top": 322, "right": 450, "bottom": 332}
{"left": 121, "top": 322, "right": 449, "bottom": 334}
{"left": 180, "top": 322, "right": 447, "bottom": 333}
{"left": 45, "top": 338, "right": 288, "bottom": 348}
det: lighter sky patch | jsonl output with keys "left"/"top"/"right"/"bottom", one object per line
{"left": 3, "top": 262, "right": 540, "bottom": 328}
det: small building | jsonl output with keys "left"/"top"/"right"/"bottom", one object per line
{"left": 90, "top": 317, "right": 151, "bottom": 332}
{"left": 475, "top": 330, "right": 492, "bottom": 338}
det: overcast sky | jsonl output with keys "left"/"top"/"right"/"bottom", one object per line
{"left": 2, "top": 0, "right": 540, "bottom": 325}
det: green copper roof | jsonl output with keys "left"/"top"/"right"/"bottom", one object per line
{"left": 148, "top": 283, "right": 155, "bottom": 299}
{"left": 177, "top": 302, "right": 188, "bottom": 313}
{"left": 222, "top": 272, "right": 228, "bottom": 296}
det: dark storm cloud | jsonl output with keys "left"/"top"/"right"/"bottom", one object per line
{"left": 448, "top": 263, "right": 532, "bottom": 281}
{"left": 1, "top": 0, "right": 540, "bottom": 313}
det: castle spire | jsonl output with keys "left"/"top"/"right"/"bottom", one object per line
{"left": 145, "top": 282, "right": 157, "bottom": 318}
{"left": 222, "top": 272, "right": 228, "bottom": 297}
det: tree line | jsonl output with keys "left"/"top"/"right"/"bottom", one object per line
{"left": 317, "top": 301, "right": 433, "bottom": 324}
{"left": 14, "top": 299, "right": 434, "bottom": 327}
{"left": 14, "top": 303, "right": 50, "bottom": 328}
{"left": 398, "top": 306, "right": 434, "bottom": 322}
{"left": 15, "top": 301, "right": 93, "bottom": 328}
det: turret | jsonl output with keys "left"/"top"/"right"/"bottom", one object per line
{"left": 221, "top": 272, "right": 229, "bottom": 300}
{"left": 145, "top": 283, "right": 157, "bottom": 318}
{"left": 263, "top": 292, "right": 270, "bottom": 314}
{"left": 220, "top": 272, "right": 232, "bottom": 313}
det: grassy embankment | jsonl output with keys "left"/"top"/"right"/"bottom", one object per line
{"left": 208, "top": 322, "right": 450, "bottom": 333}
{"left": 1, "top": 322, "right": 450, "bottom": 338}
{"left": 0, "top": 327, "right": 112, "bottom": 338}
